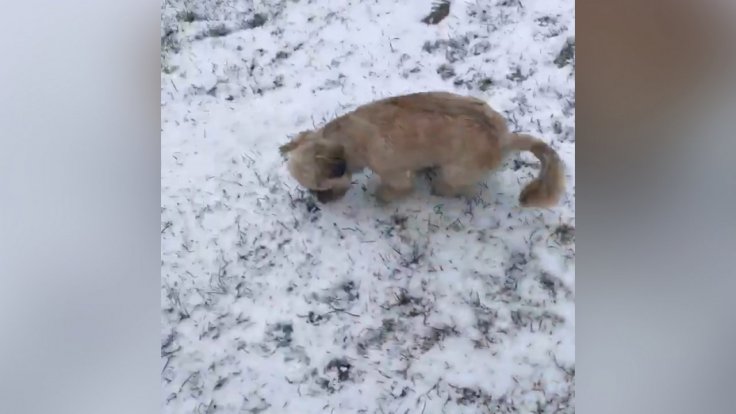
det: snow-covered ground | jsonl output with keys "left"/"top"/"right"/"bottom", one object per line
{"left": 161, "top": 0, "right": 575, "bottom": 412}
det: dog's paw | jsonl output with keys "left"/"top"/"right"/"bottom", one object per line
{"left": 431, "top": 181, "right": 459, "bottom": 198}
{"left": 311, "top": 187, "right": 349, "bottom": 203}
{"left": 374, "top": 186, "right": 394, "bottom": 204}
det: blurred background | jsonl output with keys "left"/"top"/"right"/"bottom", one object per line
{"left": 577, "top": 1, "right": 736, "bottom": 413}
{"left": 0, "top": 0, "right": 734, "bottom": 413}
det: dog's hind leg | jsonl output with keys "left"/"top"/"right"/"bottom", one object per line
{"left": 431, "top": 164, "right": 485, "bottom": 198}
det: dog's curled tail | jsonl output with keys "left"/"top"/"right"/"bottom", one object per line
{"left": 505, "top": 133, "right": 566, "bottom": 208}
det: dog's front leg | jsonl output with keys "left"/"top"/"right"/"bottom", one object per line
{"left": 375, "top": 170, "right": 414, "bottom": 203}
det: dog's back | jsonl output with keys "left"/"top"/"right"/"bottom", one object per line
{"left": 336, "top": 91, "right": 507, "bottom": 171}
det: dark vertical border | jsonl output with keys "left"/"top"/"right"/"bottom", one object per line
{"left": 577, "top": 1, "right": 736, "bottom": 413}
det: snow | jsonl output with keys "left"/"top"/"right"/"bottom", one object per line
{"left": 161, "top": 0, "right": 575, "bottom": 412}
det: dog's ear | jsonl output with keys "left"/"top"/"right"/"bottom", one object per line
{"left": 279, "top": 131, "right": 311, "bottom": 156}
{"left": 314, "top": 141, "right": 347, "bottom": 178}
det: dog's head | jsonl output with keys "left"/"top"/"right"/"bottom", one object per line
{"left": 279, "top": 131, "right": 350, "bottom": 199}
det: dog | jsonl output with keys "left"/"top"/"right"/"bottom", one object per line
{"left": 279, "top": 91, "right": 565, "bottom": 207}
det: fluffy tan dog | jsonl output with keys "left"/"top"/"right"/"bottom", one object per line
{"left": 279, "top": 91, "right": 565, "bottom": 207}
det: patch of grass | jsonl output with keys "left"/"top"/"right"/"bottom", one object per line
{"left": 539, "top": 272, "right": 559, "bottom": 300}
{"left": 511, "top": 158, "right": 536, "bottom": 171}
{"left": 499, "top": 0, "right": 523, "bottom": 7}
{"left": 510, "top": 309, "right": 565, "bottom": 332}
{"left": 391, "top": 213, "right": 408, "bottom": 229}
{"left": 161, "top": 27, "right": 180, "bottom": 54}
{"left": 471, "top": 39, "right": 491, "bottom": 56}
{"left": 422, "top": 37, "right": 470, "bottom": 63}
{"left": 437, "top": 63, "right": 455, "bottom": 80}
{"left": 504, "top": 251, "right": 528, "bottom": 292}
{"left": 449, "top": 384, "right": 493, "bottom": 406}
{"left": 477, "top": 77, "right": 494, "bottom": 91}
{"left": 422, "top": 39, "right": 448, "bottom": 53}
{"left": 162, "top": 63, "right": 178, "bottom": 74}
{"left": 554, "top": 38, "right": 575, "bottom": 68}
{"left": 553, "top": 223, "right": 575, "bottom": 245}
{"left": 268, "top": 322, "right": 294, "bottom": 348}
{"left": 393, "top": 241, "right": 426, "bottom": 267}
{"left": 340, "top": 280, "right": 360, "bottom": 301}
{"left": 244, "top": 13, "right": 268, "bottom": 29}
{"left": 306, "top": 310, "right": 328, "bottom": 325}
{"left": 177, "top": 10, "right": 204, "bottom": 23}
{"left": 288, "top": 189, "right": 322, "bottom": 221}
{"left": 420, "top": 325, "right": 458, "bottom": 351}
{"left": 507, "top": 66, "right": 528, "bottom": 82}
{"left": 315, "top": 377, "right": 336, "bottom": 393}
{"left": 422, "top": 0, "right": 451, "bottom": 25}
{"left": 357, "top": 319, "right": 397, "bottom": 355}
{"left": 202, "top": 24, "right": 232, "bottom": 39}
{"left": 536, "top": 15, "right": 558, "bottom": 26}
{"left": 325, "top": 358, "right": 352, "bottom": 382}
{"left": 553, "top": 120, "right": 563, "bottom": 134}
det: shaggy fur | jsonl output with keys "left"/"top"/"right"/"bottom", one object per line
{"left": 279, "top": 91, "right": 565, "bottom": 208}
